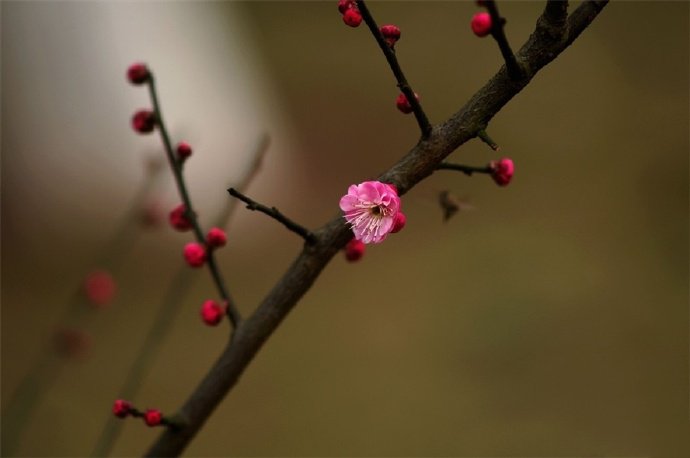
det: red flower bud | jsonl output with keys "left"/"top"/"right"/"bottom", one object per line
{"left": 344, "top": 239, "right": 366, "bottom": 262}
{"left": 471, "top": 12, "right": 492, "bottom": 37}
{"left": 489, "top": 157, "right": 515, "bottom": 186}
{"left": 131, "top": 110, "right": 156, "bottom": 134}
{"left": 127, "top": 63, "right": 150, "bottom": 85}
{"left": 206, "top": 227, "right": 227, "bottom": 248}
{"left": 143, "top": 409, "right": 162, "bottom": 427}
{"left": 112, "top": 399, "right": 132, "bottom": 418}
{"left": 176, "top": 141, "right": 193, "bottom": 161}
{"left": 391, "top": 212, "right": 406, "bottom": 233}
{"left": 200, "top": 300, "right": 226, "bottom": 326}
{"left": 395, "top": 92, "right": 419, "bottom": 114}
{"left": 342, "top": 8, "right": 362, "bottom": 27}
{"left": 169, "top": 204, "right": 193, "bottom": 231}
{"left": 183, "top": 242, "right": 207, "bottom": 267}
{"left": 84, "top": 270, "right": 116, "bottom": 307}
{"left": 338, "top": 0, "right": 356, "bottom": 14}
{"left": 380, "top": 24, "right": 401, "bottom": 47}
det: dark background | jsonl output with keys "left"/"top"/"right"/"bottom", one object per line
{"left": 2, "top": 1, "right": 688, "bottom": 456}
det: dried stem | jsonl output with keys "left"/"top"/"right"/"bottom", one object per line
{"left": 147, "top": 77, "right": 241, "bottom": 328}
{"left": 227, "top": 188, "right": 316, "bottom": 244}
{"left": 484, "top": 0, "right": 524, "bottom": 80}
{"left": 357, "top": 0, "right": 432, "bottom": 138}
{"left": 436, "top": 162, "right": 492, "bottom": 176}
{"left": 146, "top": 1, "right": 608, "bottom": 455}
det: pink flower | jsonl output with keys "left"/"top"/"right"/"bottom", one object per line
{"left": 339, "top": 181, "right": 402, "bottom": 244}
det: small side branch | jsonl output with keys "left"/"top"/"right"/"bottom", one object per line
{"left": 484, "top": 1, "right": 524, "bottom": 80}
{"left": 147, "top": 76, "right": 241, "bottom": 328}
{"left": 436, "top": 162, "right": 492, "bottom": 176}
{"left": 227, "top": 188, "right": 316, "bottom": 244}
{"left": 357, "top": 0, "right": 433, "bottom": 138}
{"left": 477, "top": 129, "right": 500, "bottom": 151}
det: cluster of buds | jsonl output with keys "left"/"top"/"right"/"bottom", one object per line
{"left": 338, "top": 0, "right": 362, "bottom": 27}
{"left": 127, "top": 63, "right": 157, "bottom": 134}
{"left": 181, "top": 226, "right": 228, "bottom": 268}
{"left": 112, "top": 400, "right": 167, "bottom": 427}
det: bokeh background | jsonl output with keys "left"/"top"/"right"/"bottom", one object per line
{"left": 2, "top": 1, "right": 688, "bottom": 457}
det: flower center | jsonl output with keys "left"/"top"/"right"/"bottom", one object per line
{"left": 371, "top": 206, "right": 381, "bottom": 216}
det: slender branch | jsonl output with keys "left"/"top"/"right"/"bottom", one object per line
{"left": 227, "top": 188, "right": 316, "bottom": 244}
{"left": 146, "top": 1, "right": 608, "bottom": 455}
{"left": 89, "top": 136, "right": 268, "bottom": 457}
{"left": 436, "top": 162, "right": 492, "bottom": 176}
{"left": 356, "top": 0, "right": 432, "bottom": 138}
{"left": 147, "top": 76, "right": 241, "bottom": 328}
{"left": 484, "top": 0, "right": 524, "bottom": 80}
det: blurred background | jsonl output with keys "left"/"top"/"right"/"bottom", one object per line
{"left": 2, "top": 1, "right": 688, "bottom": 457}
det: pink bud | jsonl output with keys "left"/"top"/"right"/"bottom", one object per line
{"left": 338, "top": 0, "right": 356, "bottom": 14}
{"left": 344, "top": 239, "right": 366, "bottom": 262}
{"left": 391, "top": 212, "right": 406, "bottom": 233}
{"left": 489, "top": 157, "right": 515, "bottom": 186}
{"left": 143, "top": 409, "right": 162, "bottom": 427}
{"left": 380, "top": 24, "right": 401, "bottom": 47}
{"left": 127, "top": 63, "right": 150, "bottom": 85}
{"left": 84, "top": 270, "right": 116, "bottom": 307}
{"left": 141, "top": 200, "right": 164, "bottom": 228}
{"left": 169, "top": 204, "right": 193, "bottom": 231}
{"left": 200, "top": 300, "right": 226, "bottom": 326}
{"left": 206, "top": 227, "right": 227, "bottom": 248}
{"left": 395, "top": 92, "right": 419, "bottom": 114}
{"left": 183, "top": 242, "right": 207, "bottom": 267}
{"left": 471, "top": 12, "right": 492, "bottom": 37}
{"left": 131, "top": 110, "right": 156, "bottom": 134}
{"left": 176, "top": 141, "right": 193, "bottom": 161}
{"left": 342, "top": 8, "right": 362, "bottom": 27}
{"left": 112, "top": 399, "right": 132, "bottom": 418}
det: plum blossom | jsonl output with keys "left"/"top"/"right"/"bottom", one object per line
{"left": 339, "top": 181, "right": 402, "bottom": 244}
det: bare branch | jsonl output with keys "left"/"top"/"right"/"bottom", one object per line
{"left": 436, "top": 163, "right": 492, "bottom": 176}
{"left": 227, "top": 188, "right": 316, "bottom": 245}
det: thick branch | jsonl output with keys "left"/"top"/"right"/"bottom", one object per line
{"left": 146, "top": 1, "right": 608, "bottom": 455}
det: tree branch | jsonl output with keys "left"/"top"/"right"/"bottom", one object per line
{"left": 227, "top": 188, "right": 316, "bottom": 244}
{"left": 436, "top": 162, "right": 492, "bottom": 176}
{"left": 356, "top": 0, "right": 433, "bottom": 138}
{"left": 484, "top": 0, "right": 524, "bottom": 80}
{"left": 146, "top": 1, "right": 608, "bottom": 455}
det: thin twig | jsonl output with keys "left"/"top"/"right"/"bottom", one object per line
{"left": 147, "top": 76, "right": 241, "bottom": 328}
{"left": 146, "top": 1, "right": 608, "bottom": 454}
{"left": 357, "top": 0, "right": 432, "bottom": 138}
{"left": 484, "top": 0, "right": 524, "bottom": 81}
{"left": 89, "top": 136, "right": 269, "bottom": 457}
{"left": 436, "top": 162, "right": 492, "bottom": 176}
{"left": 227, "top": 188, "right": 316, "bottom": 244}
